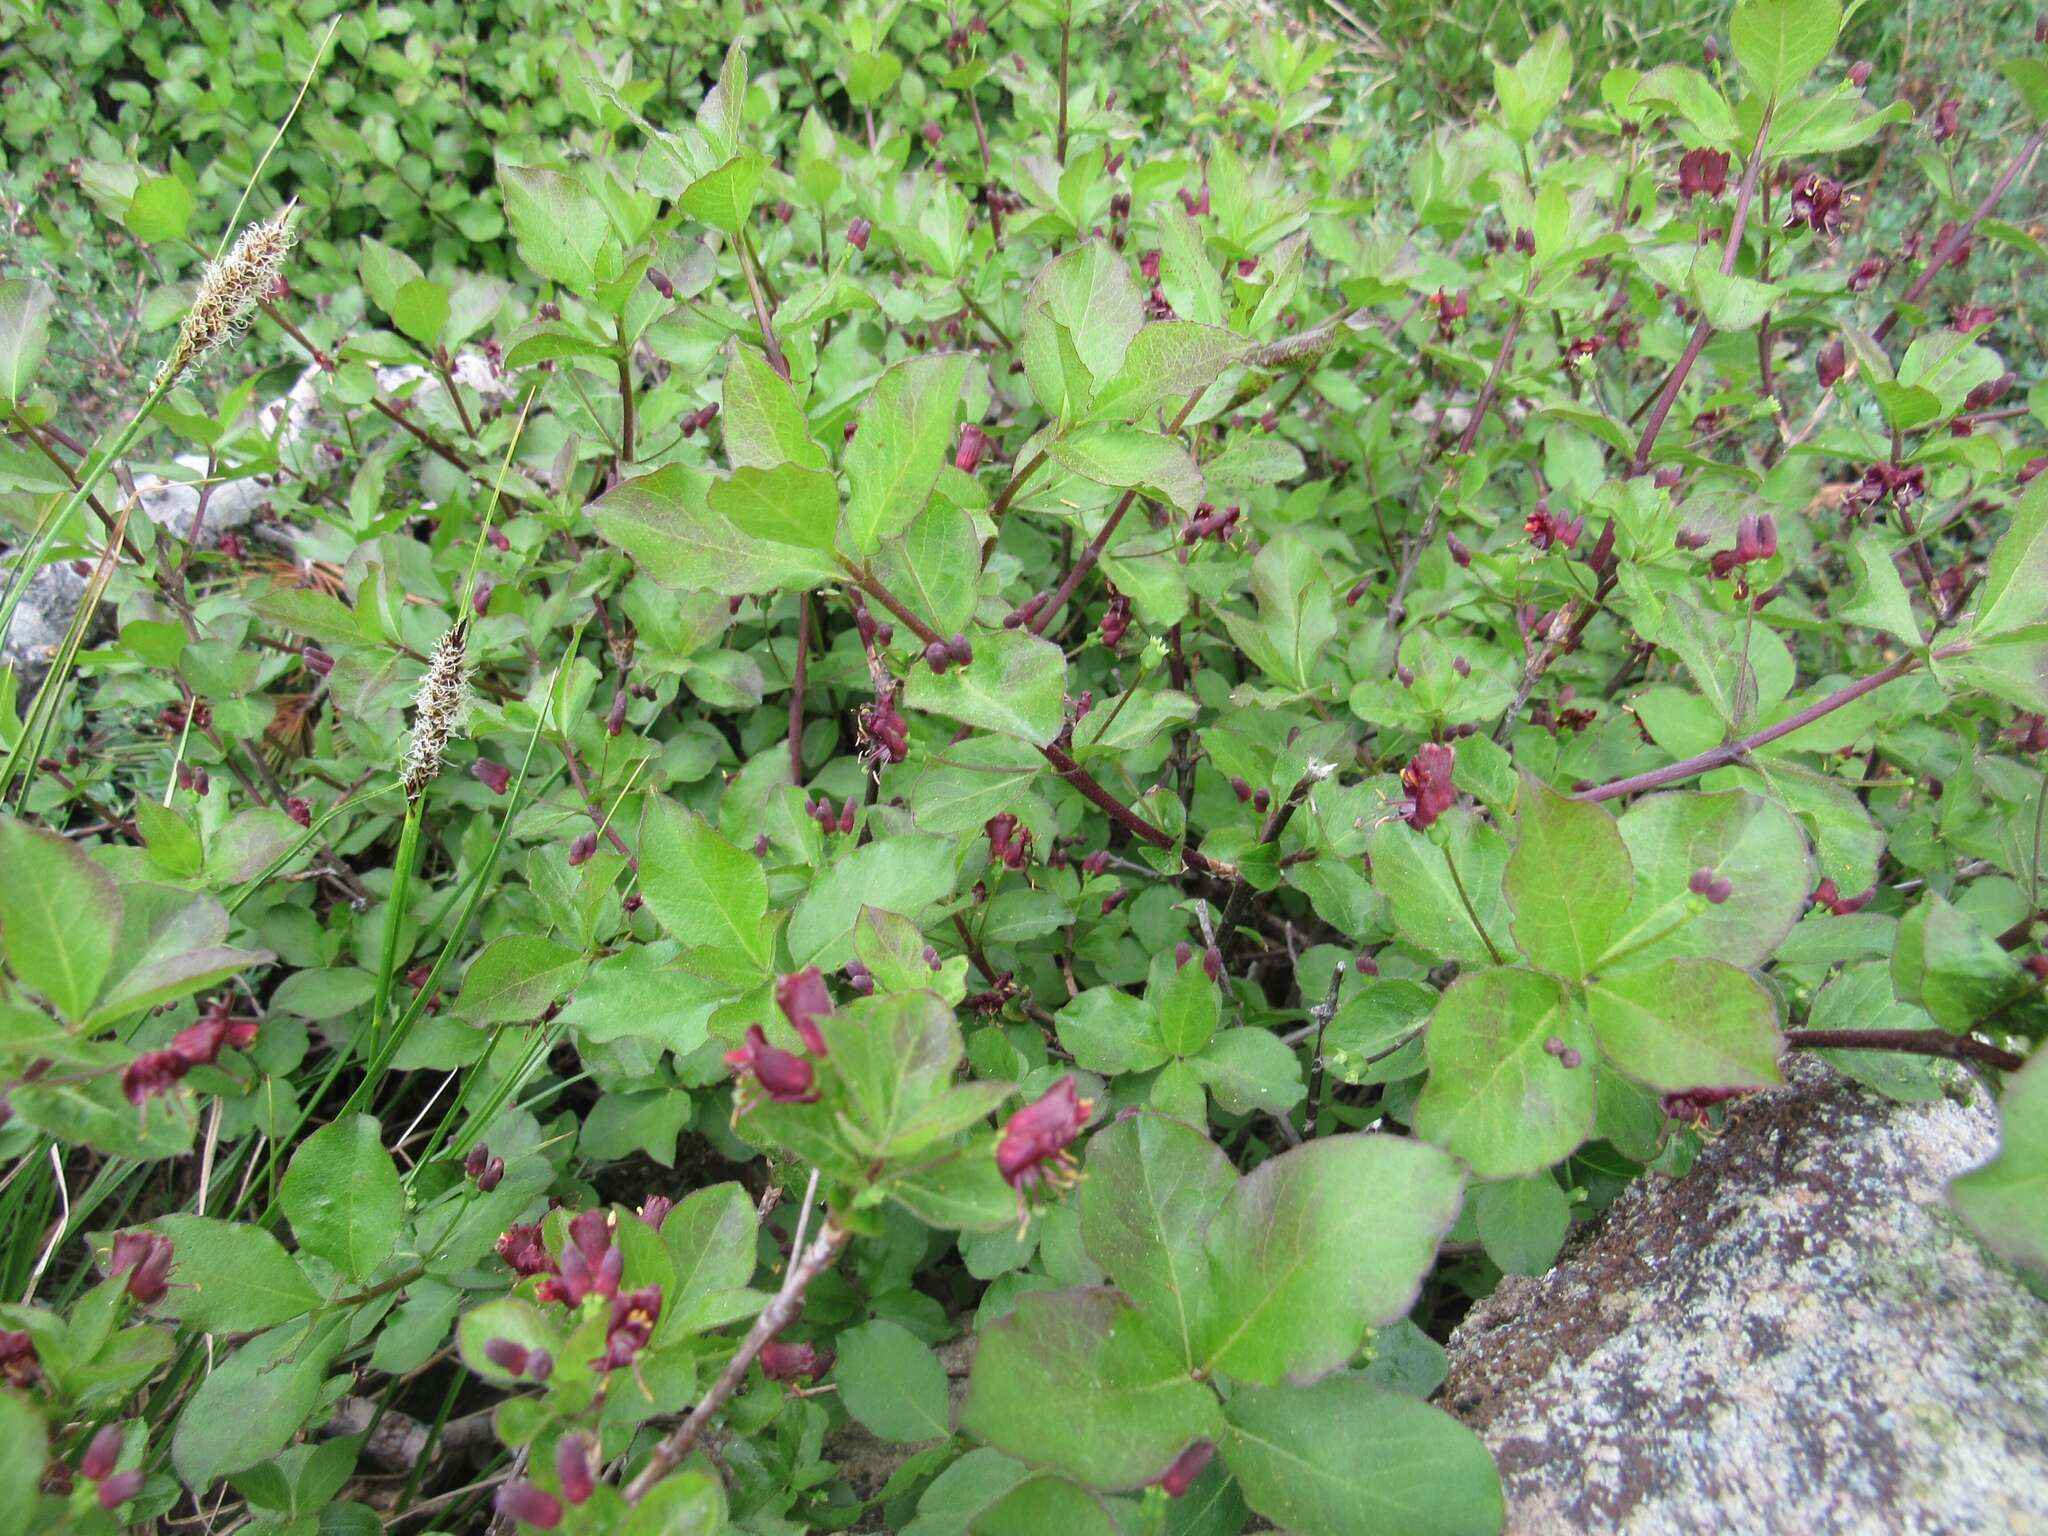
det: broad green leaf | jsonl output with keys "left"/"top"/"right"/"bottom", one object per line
{"left": 873, "top": 505, "right": 982, "bottom": 638}
{"left": 1495, "top": 25, "right": 1572, "bottom": 141}
{"left": 0, "top": 279, "right": 57, "bottom": 405}
{"left": 910, "top": 737, "right": 1045, "bottom": 834}
{"left": 971, "top": 1477, "right": 1119, "bottom": 1535}
{"left": 819, "top": 991, "right": 966, "bottom": 1157}
{"left": 1411, "top": 968, "right": 1598, "bottom": 1178}
{"left": 1147, "top": 950, "right": 1219, "bottom": 1057}
{"left": 0, "top": 816, "right": 119, "bottom": 1019}
{"left": 787, "top": 834, "right": 956, "bottom": 969}
{"left": 126, "top": 175, "right": 195, "bottom": 242}
{"left": 708, "top": 463, "right": 838, "bottom": 553}
{"left": 904, "top": 629, "right": 1067, "bottom": 746}
{"left": 1692, "top": 267, "right": 1778, "bottom": 331}
{"left": 1370, "top": 812, "right": 1512, "bottom": 968}
{"left": 883, "top": 1141, "right": 1021, "bottom": 1233}
{"left": 1189, "top": 1028, "right": 1306, "bottom": 1115}
{"left": 1195, "top": 1134, "right": 1463, "bottom": 1385}
{"left": 1056, "top": 988, "right": 1171, "bottom": 1075}
{"left": 1729, "top": 0, "right": 1842, "bottom": 100}
{"left": 1585, "top": 958, "right": 1784, "bottom": 1092}
{"left": 962, "top": 1288, "right": 1224, "bottom": 1491}
{"left": 592, "top": 463, "right": 839, "bottom": 594}
{"left": 1020, "top": 243, "right": 1146, "bottom": 423}
{"left": 173, "top": 1318, "right": 347, "bottom": 1488}
{"left": 11, "top": 1075, "right": 196, "bottom": 1160}
{"left": 154, "top": 1215, "right": 320, "bottom": 1332}
{"left": 1088, "top": 322, "right": 1250, "bottom": 423}
{"left": 1472, "top": 1177, "right": 1571, "bottom": 1276}
{"left": 638, "top": 796, "right": 772, "bottom": 967}
{"left": 681, "top": 152, "right": 766, "bottom": 234}
{"left": 1806, "top": 963, "right": 1949, "bottom": 1101}
{"left": 841, "top": 352, "right": 972, "bottom": 555}
{"left": 390, "top": 278, "right": 449, "bottom": 346}
{"left": 1973, "top": 471, "right": 2048, "bottom": 639}
{"left": 1505, "top": 779, "right": 1632, "bottom": 981}
{"left": 622, "top": 1472, "right": 725, "bottom": 1536}
{"left": 1078, "top": 1113, "right": 1236, "bottom": 1365}
{"left": 1892, "top": 893, "right": 2027, "bottom": 1032}
{"left": 663, "top": 1182, "right": 759, "bottom": 1328}
{"left": 1322, "top": 981, "right": 1436, "bottom": 1086}
{"left": 1605, "top": 791, "right": 1812, "bottom": 969}
{"left": 722, "top": 343, "right": 826, "bottom": 470}
{"left": 279, "top": 1115, "right": 404, "bottom": 1281}
{"left": 1949, "top": 1051, "right": 2048, "bottom": 1275}
{"left": 1630, "top": 64, "right": 1737, "bottom": 142}
{"left": 836, "top": 1320, "right": 953, "bottom": 1443}
{"left": 1218, "top": 532, "right": 1338, "bottom": 695}
{"left": 1838, "top": 538, "right": 1924, "bottom": 647}
{"left": 1047, "top": 427, "right": 1204, "bottom": 514}
{"left": 2001, "top": 57, "right": 2048, "bottom": 124}
{"left": 1222, "top": 1375, "right": 1504, "bottom": 1536}
{"left": 0, "top": 1390, "right": 47, "bottom": 1536}
{"left": 499, "top": 164, "right": 616, "bottom": 291}
{"left": 457, "top": 934, "right": 585, "bottom": 1024}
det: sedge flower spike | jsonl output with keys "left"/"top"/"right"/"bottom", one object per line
{"left": 403, "top": 620, "right": 471, "bottom": 802}
{"left": 154, "top": 205, "right": 297, "bottom": 393}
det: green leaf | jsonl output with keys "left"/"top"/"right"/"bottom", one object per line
{"left": 0, "top": 815, "right": 120, "bottom": 1019}
{"left": 1605, "top": 791, "right": 1812, "bottom": 970}
{"left": 458, "top": 934, "right": 585, "bottom": 1024}
{"left": 836, "top": 1320, "right": 953, "bottom": 1443}
{"left": 279, "top": 1114, "right": 404, "bottom": 1282}
{"left": 722, "top": 343, "right": 826, "bottom": 470}
{"left": 499, "top": 164, "right": 615, "bottom": 291}
{"left": 1147, "top": 950, "right": 1219, "bottom": 1057}
{"left": 1194, "top": 1134, "right": 1463, "bottom": 1384}
{"left": 1370, "top": 813, "right": 1511, "bottom": 968}
{"left": 1585, "top": 957, "right": 1784, "bottom": 1092}
{"left": 962, "top": 1287, "right": 1224, "bottom": 1491}
{"left": 1218, "top": 532, "right": 1339, "bottom": 695}
{"left": 1221, "top": 1374, "right": 1504, "bottom": 1536}
{"left": 173, "top": 1318, "right": 347, "bottom": 1488}
{"left": 0, "top": 1389, "right": 48, "bottom": 1536}
{"left": 1472, "top": 1177, "right": 1571, "bottom": 1275}
{"left": 1088, "top": 322, "right": 1250, "bottom": 423}
{"left": 154, "top": 1215, "right": 320, "bottom": 1332}
{"left": 663, "top": 1182, "right": 759, "bottom": 1328}
{"left": 1055, "top": 988, "right": 1171, "bottom": 1075}
{"left": 841, "top": 352, "right": 972, "bottom": 555}
{"left": 126, "top": 175, "right": 195, "bottom": 242}
{"left": 638, "top": 796, "right": 772, "bottom": 967}
{"left": 1838, "top": 538, "right": 1924, "bottom": 647}
{"left": 787, "top": 834, "right": 956, "bottom": 970}
{"left": 821, "top": 991, "right": 966, "bottom": 1157}
{"left": 1411, "top": 968, "right": 1597, "bottom": 1178}
{"left": 1692, "top": 267, "right": 1779, "bottom": 331}
{"left": 1077, "top": 1113, "right": 1236, "bottom": 1366}
{"left": 1505, "top": 779, "right": 1632, "bottom": 982}
{"left": 622, "top": 1472, "right": 726, "bottom": 1536}
{"left": 1630, "top": 64, "right": 1737, "bottom": 142}
{"left": 1189, "top": 1028, "right": 1306, "bottom": 1116}
{"left": 1495, "top": 25, "right": 1572, "bottom": 141}
{"left": 884, "top": 1141, "right": 1020, "bottom": 1233}
{"left": 873, "top": 505, "right": 982, "bottom": 639}
{"left": 11, "top": 1075, "right": 196, "bottom": 1160}
{"left": 681, "top": 152, "right": 766, "bottom": 235}
{"left": 1730, "top": 0, "right": 1842, "bottom": 101}
{"left": 1950, "top": 1051, "right": 2048, "bottom": 1275}
{"left": 592, "top": 463, "right": 838, "bottom": 595}
{"left": 1020, "top": 243, "right": 1146, "bottom": 424}
{"left": 1892, "top": 893, "right": 2027, "bottom": 1032}
{"left": 0, "top": 279, "right": 57, "bottom": 405}
{"left": 390, "top": 278, "right": 449, "bottom": 346}
{"left": 1048, "top": 426, "right": 1204, "bottom": 513}
{"left": 1973, "top": 470, "right": 2048, "bottom": 639}
{"left": 2001, "top": 57, "right": 2048, "bottom": 124}
{"left": 904, "top": 629, "right": 1067, "bottom": 747}
{"left": 970, "top": 1477, "right": 1119, "bottom": 1535}
{"left": 708, "top": 463, "right": 838, "bottom": 553}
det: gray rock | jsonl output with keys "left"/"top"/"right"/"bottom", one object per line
{"left": 1, "top": 554, "right": 89, "bottom": 679}
{"left": 1440, "top": 1056, "right": 2048, "bottom": 1535}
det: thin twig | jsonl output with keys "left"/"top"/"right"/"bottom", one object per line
{"left": 1785, "top": 1029, "right": 2023, "bottom": 1074}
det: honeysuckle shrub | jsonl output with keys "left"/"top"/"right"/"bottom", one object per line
{"left": 3, "top": 0, "right": 2048, "bottom": 1531}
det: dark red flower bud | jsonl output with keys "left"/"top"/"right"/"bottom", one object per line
{"left": 465, "top": 1142, "right": 491, "bottom": 1180}
{"left": 1230, "top": 775, "right": 1253, "bottom": 802}
{"left": 947, "top": 633, "right": 974, "bottom": 665}
{"left": 478, "top": 1158, "right": 504, "bottom": 1192}
{"left": 121, "top": 1049, "right": 188, "bottom": 1106}
{"left": 925, "top": 640, "right": 951, "bottom": 675}
{"left": 485, "top": 1337, "right": 531, "bottom": 1375}
{"left": 1175, "top": 941, "right": 1193, "bottom": 968}
{"left": 996, "top": 1075, "right": 1092, "bottom": 1193}
{"left": 0, "top": 1330, "right": 39, "bottom": 1389}
{"left": 496, "top": 1481, "right": 563, "bottom": 1530}
{"left": 1558, "top": 1047, "right": 1583, "bottom": 1069}
{"left": 109, "top": 1230, "right": 174, "bottom": 1305}
{"left": 647, "top": 268, "right": 675, "bottom": 299}
{"left": 1159, "top": 1441, "right": 1215, "bottom": 1497}
{"left": 776, "top": 967, "right": 834, "bottom": 1056}
{"left": 1139, "top": 249, "right": 1161, "bottom": 280}
{"left": 286, "top": 795, "right": 313, "bottom": 828}
{"left": 1847, "top": 60, "right": 1873, "bottom": 87}
{"left": 97, "top": 1470, "right": 144, "bottom": 1511}
{"left": 607, "top": 688, "right": 628, "bottom": 737}
{"left": 1345, "top": 576, "right": 1372, "bottom": 606}
{"left": 955, "top": 423, "right": 987, "bottom": 472}
{"left": 759, "top": 1339, "right": 822, "bottom": 1381}
{"left": 471, "top": 758, "right": 511, "bottom": 795}
{"left": 1253, "top": 788, "right": 1271, "bottom": 812}
{"left": 567, "top": 831, "right": 597, "bottom": 867}
{"left": 1678, "top": 148, "right": 1730, "bottom": 199}
{"left": 1931, "top": 99, "right": 1961, "bottom": 142}
{"left": 1965, "top": 373, "right": 2015, "bottom": 411}
{"left": 1202, "top": 945, "right": 1223, "bottom": 982}
{"left": 839, "top": 796, "right": 858, "bottom": 835}
{"left": 1446, "top": 532, "right": 1472, "bottom": 567}
{"left": 550, "top": 1434, "right": 594, "bottom": 1506}
{"left": 725, "top": 1025, "right": 819, "bottom": 1103}
{"left": 1816, "top": 338, "right": 1847, "bottom": 389}
{"left": 81, "top": 1425, "right": 123, "bottom": 1483}
{"left": 1400, "top": 742, "right": 1458, "bottom": 830}
{"left": 846, "top": 217, "right": 873, "bottom": 251}
{"left": 1110, "top": 191, "right": 1131, "bottom": 220}
{"left": 1703, "top": 35, "right": 1721, "bottom": 63}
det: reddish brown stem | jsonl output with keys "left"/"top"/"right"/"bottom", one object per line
{"left": 1785, "top": 1029, "right": 2024, "bottom": 1074}
{"left": 848, "top": 566, "right": 943, "bottom": 648}
{"left": 788, "top": 594, "right": 810, "bottom": 784}
{"left": 1875, "top": 122, "right": 2047, "bottom": 344}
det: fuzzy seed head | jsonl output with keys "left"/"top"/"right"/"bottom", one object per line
{"left": 155, "top": 206, "right": 297, "bottom": 392}
{"left": 404, "top": 621, "right": 471, "bottom": 802}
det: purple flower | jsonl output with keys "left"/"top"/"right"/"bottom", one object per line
{"left": 121, "top": 1049, "right": 188, "bottom": 1106}
{"left": 1787, "top": 172, "right": 1844, "bottom": 237}
{"left": 1400, "top": 743, "right": 1458, "bottom": 831}
{"left": 776, "top": 967, "right": 834, "bottom": 1056}
{"left": 496, "top": 1481, "right": 563, "bottom": 1531}
{"left": 80, "top": 1426, "right": 123, "bottom": 1482}
{"left": 97, "top": 1471, "right": 145, "bottom": 1511}
{"left": 1159, "top": 1441, "right": 1216, "bottom": 1497}
{"left": 759, "top": 1339, "right": 822, "bottom": 1381}
{"left": 555, "top": 1434, "right": 596, "bottom": 1505}
{"left": 725, "top": 1025, "right": 819, "bottom": 1104}
{"left": 1677, "top": 148, "right": 1729, "bottom": 198}
{"left": 638, "top": 1194, "right": 675, "bottom": 1230}
{"left": 109, "top": 1230, "right": 175, "bottom": 1305}
{"left": 1816, "top": 337, "right": 1847, "bottom": 389}
{"left": 484, "top": 1338, "right": 532, "bottom": 1375}
{"left": 955, "top": 423, "right": 987, "bottom": 472}
{"left": 471, "top": 758, "right": 511, "bottom": 795}
{"left": 497, "top": 1221, "right": 550, "bottom": 1276}
{"left": 846, "top": 217, "right": 873, "bottom": 251}
{"left": 996, "top": 1076, "right": 1091, "bottom": 1194}
{"left": 0, "top": 1330, "right": 38, "bottom": 1388}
